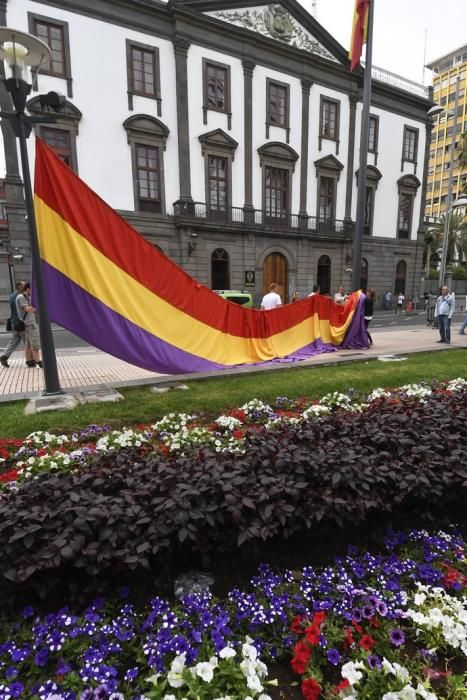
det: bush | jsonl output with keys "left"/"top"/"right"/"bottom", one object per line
{"left": 0, "top": 391, "right": 465, "bottom": 598}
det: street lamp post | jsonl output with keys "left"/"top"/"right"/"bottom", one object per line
{"left": 0, "top": 27, "right": 62, "bottom": 394}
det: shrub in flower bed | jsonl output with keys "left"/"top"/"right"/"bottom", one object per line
{"left": 0, "top": 528, "right": 465, "bottom": 699}
{"left": 0, "top": 384, "right": 465, "bottom": 599}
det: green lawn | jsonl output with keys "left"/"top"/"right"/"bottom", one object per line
{"left": 0, "top": 349, "right": 465, "bottom": 438}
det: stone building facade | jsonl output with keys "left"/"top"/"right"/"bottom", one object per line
{"left": 0, "top": 0, "right": 432, "bottom": 318}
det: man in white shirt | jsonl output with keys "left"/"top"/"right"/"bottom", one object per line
{"left": 261, "top": 283, "right": 282, "bottom": 310}
{"left": 434, "top": 286, "right": 455, "bottom": 344}
{"left": 334, "top": 286, "right": 348, "bottom": 305}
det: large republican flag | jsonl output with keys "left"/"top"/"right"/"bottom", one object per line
{"left": 33, "top": 139, "right": 368, "bottom": 375}
{"left": 349, "top": 0, "right": 370, "bottom": 72}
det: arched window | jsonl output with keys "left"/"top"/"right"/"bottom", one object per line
{"left": 360, "top": 258, "right": 368, "bottom": 291}
{"left": 317, "top": 255, "right": 331, "bottom": 295}
{"left": 211, "top": 248, "right": 230, "bottom": 290}
{"left": 394, "top": 260, "right": 407, "bottom": 295}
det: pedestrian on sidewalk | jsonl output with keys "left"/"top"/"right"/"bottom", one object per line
{"left": 334, "top": 286, "right": 348, "bottom": 305}
{"left": 434, "top": 285, "right": 455, "bottom": 344}
{"left": 459, "top": 312, "right": 467, "bottom": 336}
{"left": 396, "top": 292, "right": 405, "bottom": 314}
{"left": 363, "top": 288, "right": 376, "bottom": 346}
{"left": 15, "top": 283, "right": 43, "bottom": 367}
{"left": 261, "top": 283, "right": 282, "bottom": 310}
{"left": 0, "top": 280, "right": 34, "bottom": 368}
{"left": 383, "top": 290, "right": 392, "bottom": 311}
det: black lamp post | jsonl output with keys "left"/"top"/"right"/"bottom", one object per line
{"left": 0, "top": 27, "right": 62, "bottom": 394}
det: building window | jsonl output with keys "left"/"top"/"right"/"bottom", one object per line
{"left": 123, "top": 114, "right": 169, "bottom": 215}
{"left": 136, "top": 144, "right": 161, "bottom": 212}
{"left": 41, "top": 128, "right": 73, "bottom": 167}
{"left": 265, "top": 79, "right": 290, "bottom": 141}
{"left": 363, "top": 186, "right": 375, "bottom": 236}
{"left": 203, "top": 59, "right": 231, "bottom": 128}
{"left": 402, "top": 126, "right": 419, "bottom": 170}
{"left": 368, "top": 115, "right": 379, "bottom": 160}
{"left": 126, "top": 41, "right": 161, "bottom": 114}
{"left": 318, "top": 177, "right": 335, "bottom": 222}
{"left": 319, "top": 96, "right": 340, "bottom": 153}
{"left": 28, "top": 13, "right": 72, "bottom": 97}
{"left": 199, "top": 128, "right": 238, "bottom": 221}
{"left": 211, "top": 248, "right": 230, "bottom": 289}
{"left": 397, "top": 193, "right": 413, "bottom": 239}
{"left": 317, "top": 255, "right": 331, "bottom": 295}
{"left": 265, "top": 166, "right": 289, "bottom": 220}
{"left": 208, "top": 156, "right": 228, "bottom": 214}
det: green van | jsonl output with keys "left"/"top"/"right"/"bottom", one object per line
{"left": 214, "top": 290, "right": 254, "bottom": 308}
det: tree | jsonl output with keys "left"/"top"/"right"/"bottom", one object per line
{"left": 427, "top": 211, "right": 467, "bottom": 268}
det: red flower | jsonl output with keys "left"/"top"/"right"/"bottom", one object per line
{"left": 313, "top": 611, "right": 327, "bottom": 625}
{"left": 343, "top": 627, "right": 354, "bottom": 650}
{"left": 370, "top": 616, "right": 381, "bottom": 628}
{"left": 291, "top": 614, "right": 304, "bottom": 634}
{"left": 359, "top": 633, "right": 376, "bottom": 650}
{"left": 291, "top": 641, "right": 312, "bottom": 675}
{"left": 301, "top": 677, "right": 322, "bottom": 700}
{"left": 352, "top": 619, "right": 363, "bottom": 634}
{"left": 0, "top": 469, "right": 18, "bottom": 483}
{"left": 232, "top": 429, "right": 244, "bottom": 439}
{"left": 305, "top": 624, "right": 320, "bottom": 645}
{"left": 333, "top": 678, "right": 350, "bottom": 695}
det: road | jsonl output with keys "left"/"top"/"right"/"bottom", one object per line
{"left": 1, "top": 309, "right": 466, "bottom": 352}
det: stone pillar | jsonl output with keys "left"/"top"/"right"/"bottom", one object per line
{"left": 299, "top": 78, "right": 312, "bottom": 229}
{"left": 344, "top": 93, "right": 358, "bottom": 224}
{"left": 242, "top": 59, "right": 255, "bottom": 223}
{"left": 173, "top": 37, "right": 192, "bottom": 203}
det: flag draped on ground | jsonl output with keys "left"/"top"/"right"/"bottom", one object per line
{"left": 33, "top": 140, "right": 368, "bottom": 375}
{"left": 349, "top": 0, "right": 370, "bottom": 71}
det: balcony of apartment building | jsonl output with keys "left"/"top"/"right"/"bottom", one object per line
{"left": 173, "top": 201, "right": 354, "bottom": 238}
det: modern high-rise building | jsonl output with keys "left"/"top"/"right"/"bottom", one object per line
{"left": 425, "top": 44, "right": 467, "bottom": 220}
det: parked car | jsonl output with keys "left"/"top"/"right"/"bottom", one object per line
{"left": 214, "top": 290, "right": 254, "bottom": 308}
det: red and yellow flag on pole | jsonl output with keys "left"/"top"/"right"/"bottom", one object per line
{"left": 349, "top": 0, "right": 370, "bottom": 72}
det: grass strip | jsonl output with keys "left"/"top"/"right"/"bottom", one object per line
{"left": 0, "top": 349, "right": 465, "bottom": 438}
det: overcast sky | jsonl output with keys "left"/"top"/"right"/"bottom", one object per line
{"left": 309, "top": 0, "right": 466, "bottom": 84}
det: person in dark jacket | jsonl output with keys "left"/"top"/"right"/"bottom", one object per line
{"left": 363, "top": 288, "right": 376, "bottom": 346}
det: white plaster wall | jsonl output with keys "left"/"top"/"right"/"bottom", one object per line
{"left": 353, "top": 104, "right": 426, "bottom": 239}
{"left": 186, "top": 45, "right": 244, "bottom": 208}
{"left": 251, "top": 65, "right": 302, "bottom": 213}
{"left": 306, "top": 85, "right": 350, "bottom": 220}
{"left": 7, "top": 1, "right": 179, "bottom": 211}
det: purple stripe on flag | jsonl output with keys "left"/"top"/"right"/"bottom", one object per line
{"left": 41, "top": 261, "right": 225, "bottom": 375}
{"left": 341, "top": 293, "right": 369, "bottom": 349}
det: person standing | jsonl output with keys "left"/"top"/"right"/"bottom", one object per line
{"left": 0, "top": 280, "right": 33, "bottom": 368}
{"left": 261, "top": 283, "right": 282, "bottom": 310}
{"left": 15, "top": 282, "right": 42, "bottom": 367}
{"left": 363, "top": 288, "right": 376, "bottom": 346}
{"left": 459, "top": 313, "right": 467, "bottom": 336}
{"left": 334, "top": 286, "right": 348, "bottom": 305}
{"left": 383, "top": 290, "right": 392, "bottom": 311}
{"left": 396, "top": 292, "right": 405, "bottom": 314}
{"left": 434, "top": 285, "right": 455, "bottom": 344}
{"left": 308, "top": 284, "right": 320, "bottom": 297}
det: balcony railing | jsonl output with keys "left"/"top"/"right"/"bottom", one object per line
{"left": 173, "top": 201, "right": 353, "bottom": 235}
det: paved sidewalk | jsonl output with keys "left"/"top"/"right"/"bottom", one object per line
{"left": 0, "top": 325, "right": 465, "bottom": 402}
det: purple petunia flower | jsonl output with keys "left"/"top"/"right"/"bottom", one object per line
{"left": 9, "top": 681, "right": 24, "bottom": 698}
{"left": 389, "top": 628, "right": 406, "bottom": 646}
{"left": 34, "top": 648, "right": 49, "bottom": 667}
{"left": 367, "top": 654, "right": 382, "bottom": 669}
{"left": 327, "top": 648, "right": 341, "bottom": 666}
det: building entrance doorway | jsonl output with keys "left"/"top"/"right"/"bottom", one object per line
{"left": 263, "top": 253, "right": 288, "bottom": 303}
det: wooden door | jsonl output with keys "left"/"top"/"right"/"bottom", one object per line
{"left": 263, "top": 253, "right": 288, "bottom": 303}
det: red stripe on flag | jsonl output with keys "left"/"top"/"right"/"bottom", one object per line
{"left": 349, "top": 0, "right": 369, "bottom": 72}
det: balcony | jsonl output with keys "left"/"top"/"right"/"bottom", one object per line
{"left": 173, "top": 201, "right": 353, "bottom": 237}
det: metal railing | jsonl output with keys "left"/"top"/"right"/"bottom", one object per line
{"left": 367, "top": 64, "right": 430, "bottom": 99}
{"left": 173, "top": 201, "right": 353, "bottom": 235}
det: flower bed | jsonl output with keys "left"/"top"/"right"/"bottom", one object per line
{"left": 0, "top": 528, "right": 465, "bottom": 699}
{"left": 0, "top": 379, "right": 465, "bottom": 598}
{"left": 1, "top": 379, "right": 465, "bottom": 489}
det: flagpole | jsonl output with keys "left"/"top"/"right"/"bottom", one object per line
{"left": 351, "top": 0, "right": 374, "bottom": 292}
